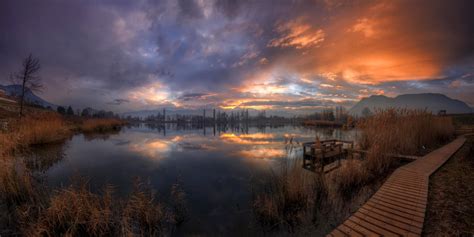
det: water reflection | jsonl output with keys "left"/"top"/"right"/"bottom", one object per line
{"left": 30, "top": 124, "right": 356, "bottom": 235}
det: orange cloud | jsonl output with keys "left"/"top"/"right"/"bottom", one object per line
{"left": 269, "top": 0, "right": 464, "bottom": 85}
{"left": 268, "top": 19, "right": 325, "bottom": 49}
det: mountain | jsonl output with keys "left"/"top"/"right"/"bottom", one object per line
{"left": 350, "top": 93, "right": 472, "bottom": 116}
{"left": 0, "top": 84, "right": 57, "bottom": 109}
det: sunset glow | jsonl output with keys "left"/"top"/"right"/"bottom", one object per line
{"left": 1, "top": 0, "right": 473, "bottom": 113}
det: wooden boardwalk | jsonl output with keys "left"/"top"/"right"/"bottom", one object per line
{"left": 327, "top": 137, "right": 466, "bottom": 237}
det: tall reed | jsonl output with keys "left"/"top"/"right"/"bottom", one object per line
{"left": 358, "top": 108, "right": 454, "bottom": 174}
{"left": 80, "top": 118, "right": 125, "bottom": 133}
{"left": 252, "top": 158, "right": 327, "bottom": 232}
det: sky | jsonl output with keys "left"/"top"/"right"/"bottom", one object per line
{"left": 1, "top": 0, "right": 473, "bottom": 114}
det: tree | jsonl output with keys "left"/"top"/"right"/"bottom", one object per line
{"left": 66, "top": 106, "right": 74, "bottom": 115}
{"left": 10, "top": 54, "right": 42, "bottom": 117}
{"left": 57, "top": 106, "right": 66, "bottom": 114}
{"left": 81, "top": 108, "right": 90, "bottom": 117}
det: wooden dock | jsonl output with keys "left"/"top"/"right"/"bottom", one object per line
{"left": 327, "top": 136, "right": 466, "bottom": 237}
{"left": 303, "top": 139, "right": 353, "bottom": 172}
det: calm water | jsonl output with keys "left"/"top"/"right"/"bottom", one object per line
{"left": 29, "top": 124, "right": 357, "bottom": 234}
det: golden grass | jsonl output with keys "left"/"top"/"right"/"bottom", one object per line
{"left": 79, "top": 118, "right": 125, "bottom": 133}
{"left": 252, "top": 160, "right": 327, "bottom": 231}
{"left": 331, "top": 159, "right": 368, "bottom": 199}
{"left": 0, "top": 158, "right": 38, "bottom": 208}
{"left": 20, "top": 182, "right": 115, "bottom": 237}
{"left": 332, "top": 109, "right": 455, "bottom": 198}
{"left": 0, "top": 112, "right": 70, "bottom": 156}
{"left": 0, "top": 164, "right": 185, "bottom": 236}
{"left": 358, "top": 108, "right": 454, "bottom": 174}
{"left": 252, "top": 109, "right": 456, "bottom": 232}
{"left": 17, "top": 112, "right": 71, "bottom": 146}
{"left": 0, "top": 111, "right": 170, "bottom": 236}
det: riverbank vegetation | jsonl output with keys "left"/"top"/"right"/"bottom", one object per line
{"left": 252, "top": 108, "right": 456, "bottom": 234}
{"left": 0, "top": 108, "right": 172, "bottom": 236}
{"left": 78, "top": 118, "right": 126, "bottom": 133}
{"left": 0, "top": 158, "right": 187, "bottom": 236}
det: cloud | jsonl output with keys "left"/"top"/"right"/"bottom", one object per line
{"left": 268, "top": 19, "right": 325, "bottom": 49}
{"left": 0, "top": 0, "right": 473, "bottom": 113}
{"left": 178, "top": 93, "right": 213, "bottom": 101}
{"left": 108, "top": 99, "right": 130, "bottom": 105}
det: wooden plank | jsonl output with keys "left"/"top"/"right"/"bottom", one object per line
{"left": 345, "top": 219, "right": 381, "bottom": 237}
{"left": 327, "top": 137, "right": 467, "bottom": 237}
{"left": 383, "top": 186, "right": 427, "bottom": 199}
{"left": 353, "top": 212, "right": 407, "bottom": 236}
{"left": 365, "top": 201, "right": 424, "bottom": 224}
{"left": 373, "top": 193, "right": 425, "bottom": 209}
{"left": 360, "top": 206, "right": 423, "bottom": 233}
{"left": 349, "top": 216, "right": 399, "bottom": 237}
{"left": 337, "top": 224, "right": 364, "bottom": 237}
{"left": 359, "top": 207, "right": 421, "bottom": 235}
{"left": 371, "top": 196, "right": 426, "bottom": 214}
{"left": 331, "top": 228, "right": 347, "bottom": 237}
{"left": 376, "top": 189, "right": 427, "bottom": 206}
{"left": 368, "top": 199, "right": 425, "bottom": 218}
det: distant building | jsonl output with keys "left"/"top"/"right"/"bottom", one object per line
{"left": 438, "top": 110, "right": 446, "bottom": 116}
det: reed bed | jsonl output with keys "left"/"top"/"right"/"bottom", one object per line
{"left": 0, "top": 162, "right": 186, "bottom": 236}
{"left": 252, "top": 159, "right": 327, "bottom": 232}
{"left": 358, "top": 108, "right": 454, "bottom": 174}
{"left": 0, "top": 110, "right": 171, "bottom": 236}
{"left": 79, "top": 118, "right": 125, "bottom": 133}
{"left": 0, "top": 112, "right": 70, "bottom": 156}
{"left": 252, "top": 109, "right": 456, "bottom": 233}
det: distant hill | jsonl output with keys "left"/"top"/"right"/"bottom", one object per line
{"left": 0, "top": 84, "right": 57, "bottom": 109}
{"left": 350, "top": 93, "right": 472, "bottom": 116}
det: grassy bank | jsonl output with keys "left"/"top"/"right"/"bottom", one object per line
{"left": 252, "top": 109, "right": 456, "bottom": 234}
{"left": 0, "top": 111, "right": 127, "bottom": 155}
{"left": 423, "top": 135, "right": 474, "bottom": 236}
{"left": 0, "top": 112, "right": 70, "bottom": 156}
{"left": 0, "top": 110, "right": 149, "bottom": 236}
{"left": 77, "top": 118, "right": 126, "bottom": 133}
{"left": 0, "top": 159, "right": 187, "bottom": 236}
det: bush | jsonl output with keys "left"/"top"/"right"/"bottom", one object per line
{"left": 80, "top": 118, "right": 125, "bottom": 133}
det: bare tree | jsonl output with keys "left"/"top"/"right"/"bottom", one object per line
{"left": 11, "top": 54, "right": 42, "bottom": 117}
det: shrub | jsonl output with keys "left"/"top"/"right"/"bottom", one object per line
{"left": 80, "top": 118, "right": 125, "bottom": 133}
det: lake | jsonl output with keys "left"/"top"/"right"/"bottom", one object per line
{"left": 27, "top": 124, "right": 358, "bottom": 235}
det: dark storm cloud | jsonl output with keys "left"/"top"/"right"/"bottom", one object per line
{"left": 178, "top": 93, "right": 211, "bottom": 101}
{"left": 108, "top": 98, "right": 130, "bottom": 105}
{"left": 0, "top": 0, "right": 473, "bottom": 112}
{"left": 178, "top": 0, "right": 203, "bottom": 19}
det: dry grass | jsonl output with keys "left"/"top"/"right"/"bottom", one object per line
{"left": 79, "top": 118, "right": 125, "bottom": 133}
{"left": 0, "top": 109, "right": 155, "bottom": 236}
{"left": 0, "top": 112, "right": 70, "bottom": 156}
{"left": 331, "top": 159, "right": 369, "bottom": 199}
{"left": 252, "top": 109, "right": 456, "bottom": 233}
{"left": 334, "top": 109, "right": 454, "bottom": 197}
{"left": 0, "top": 159, "right": 40, "bottom": 208}
{"left": 358, "top": 108, "right": 454, "bottom": 156}
{"left": 357, "top": 109, "right": 454, "bottom": 175}
{"left": 252, "top": 160, "right": 327, "bottom": 232}
{"left": 20, "top": 181, "right": 115, "bottom": 237}
{"left": 0, "top": 163, "right": 186, "bottom": 236}
{"left": 16, "top": 112, "right": 71, "bottom": 146}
